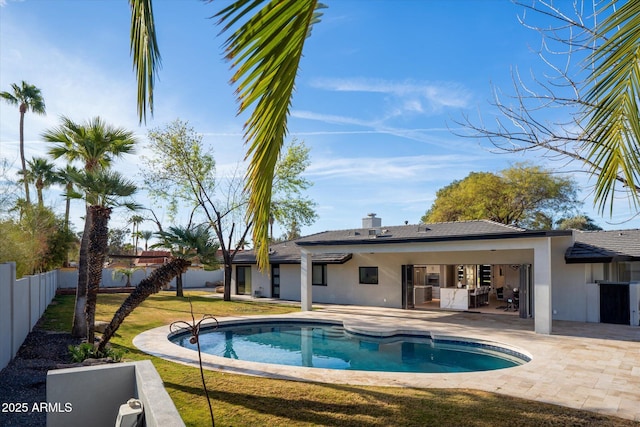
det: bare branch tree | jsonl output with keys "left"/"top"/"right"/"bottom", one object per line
{"left": 455, "top": 0, "right": 639, "bottom": 204}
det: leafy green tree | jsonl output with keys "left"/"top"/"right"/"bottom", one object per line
{"left": 67, "top": 169, "right": 138, "bottom": 344}
{"left": 0, "top": 158, "right": 20, "bottom": 213}
{"left": 583, "top": 0, "right": 640, "bottom": 214}
{"left": 0, "top": 205, "right": 74, "bottom": 277}
{"left": 97, "top": 225, "right": 218, "bottom": 353}
{"left": 107, "top": 227, "right": 130, "bottom": 255}
{"left": 557, "top": 215, "right": 603, "bottom": 231}
{"left": 19, "top": 157, "right": 58, "bottom": 208}
{"left": 142, "top": 119, "right": 316, "bottom": 301}
{"left": 271, "top": 140, "right": 318, "bottom": 240}
{"left": 142, "top": 119, "right": 247, "bottom": 301}
{"left": 422, "top": 164, "right": 579, "bottom": 229}
{"left": 44, "top": 116, "right": 137, "bottom": 338}
{"left": 0, "top": 81, "right": 46, "bottom": 205}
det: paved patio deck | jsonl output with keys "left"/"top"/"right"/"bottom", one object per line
{"left": 134, "top": 303, "right": 640, "bottom": 422}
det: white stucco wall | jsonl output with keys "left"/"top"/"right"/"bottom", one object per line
{"left": 234, "top": 244, "right": 537, "bottom": 308}
{"left": 231, "top": 236, "right": 638, "bottom": 327}
{"left": 58, "top": 267, "right": 223, "bottom": 289}
{"left": 548, "top": 236, "right": 589, "bottom": 322}
{"left": 279, "top": 264, "right": 303, "bottom": 301}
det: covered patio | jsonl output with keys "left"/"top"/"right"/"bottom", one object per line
{"left": 296, "top": 221, "right": 574, "bottom": 334}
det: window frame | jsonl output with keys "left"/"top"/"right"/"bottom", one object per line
{"left": 312, "top": 263, "right": 327, "bottom": 286}
{"left": 359, "top": 266, "right": 379, "bottom": 285}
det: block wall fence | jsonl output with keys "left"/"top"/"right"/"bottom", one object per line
{"left": 0, "top": 262, "right": 58, "bottom": 372}
{"left": 0, "top": 263, "right": 223, "bottom": 371}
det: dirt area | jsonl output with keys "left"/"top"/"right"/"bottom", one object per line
{"left": 0, "top": 323, "right": 80, "bottom": 426}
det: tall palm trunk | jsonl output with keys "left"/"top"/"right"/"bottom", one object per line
{"left": 86, "top": 205, "right": 111, "bottom": 344}
{"left": 98, "top": 258, "right": 191, "bottom": 353}
{"left": 36, "top": 178, "right": 44, "bottom": 207}
{"left": 176, "top": 273, "right": 184, "bottom": 297}
{"left": 64, "top": 183, "right": 72, "bottom": 230}
{"left": 18, "top": 104, "right": 30, "bottom": 204}
{"left": 71, "top": 206, "right": 92, "bottom": 338}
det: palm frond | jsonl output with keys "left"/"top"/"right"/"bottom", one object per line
{"left": 44, "top": 116, "right": 137, "bottom": 171}
{"left": 154, "top": 224, "right": 220, "bottom": 267}
{"left": 130, "top": 0, "right": 162, "bottom": 123}
{"left": 215, "top": 0, "right": 323, "bottom": 271}
{"left": 583, "top": 0, "right": 640, "bottom": 214}
{"left": 69, "top": 169, "right": 138, "bottom": 208}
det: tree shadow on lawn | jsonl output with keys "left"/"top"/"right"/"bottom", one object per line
{"left": 163, "top": 380, "right": 631, "bottom": 427}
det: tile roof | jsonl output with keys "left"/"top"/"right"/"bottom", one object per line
{"left": 565, "top": 229, "right": 640, "bottom": 263}
{"left": 295, "top": 219, "right": 568, "bottom": 246}
{"left": 135, "top": 250, "right": 171, "bottom": 265}
{"left": 232, "top": 220, "right": 572, "bottom": 265}
{"left": 233, "top": 221, "right": 640, "bottom": 265}
{"left": 232, "top": 241, "right": 352, "bottom": 265}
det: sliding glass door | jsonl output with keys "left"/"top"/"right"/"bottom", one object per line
{"left": 236, "top": 266, "right": 252, "bottom": 295}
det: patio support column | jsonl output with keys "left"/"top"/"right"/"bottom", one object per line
{"left": 533, "top": 238, "right": 552, "bottom": 334}
{"left": 300, "top": 248, "right": 312, "bottom": 311}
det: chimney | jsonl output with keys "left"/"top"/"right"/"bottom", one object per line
{"left": 362, "top": 213, "right": 382, "bottom": 228}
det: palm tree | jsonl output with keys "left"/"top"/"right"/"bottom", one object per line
{"left": 583, "top": 0, "right": 640, "bottom": 215}
{"left": 56, "top": 165, "right": 81, "bottom": 232}
{"left": 44, "top": 116, "right": 137, "bottom": 338}
{"left": 112, "top": 266, "right": 143, "bottom": 287}
{"left": 129, "top": 0, "right": 323, "bottom": 271}
{"left": 19, "top": 157, "right": 57, "bottom": 207}
{"left": 97, "top": 224, "right": 219, "bottom": 353}
{"left": 155, "top": 224, "right": 220, "bottom": 297}
{"left": 0, "top": 81, "right": 46, "bottom": 205}
{"left": 140, "top": 230, "right": 153, "bottom": 250}
{"left": 129, "top": 214, "right": 145, "bottom": 254}
{"left": 45, "top": 116, "right": 136, "bottom": 172}
{"left": 67, "top": 169, "right": 138, "bottom": 344}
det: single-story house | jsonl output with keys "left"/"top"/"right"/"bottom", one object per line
{"left": 231, "top": 214, "right": 640, "bottom": 334}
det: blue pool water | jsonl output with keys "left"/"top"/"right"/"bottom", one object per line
{"left": 171, "top": 321, "right": 529, "bottom": 373}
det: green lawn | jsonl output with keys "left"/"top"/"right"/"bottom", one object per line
{"left": 42, "top": 292, "right": 633, "bottom": 427}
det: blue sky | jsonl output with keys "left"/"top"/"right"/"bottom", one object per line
{"left": 1, "top": 0, "right": 638, "bottom": 240}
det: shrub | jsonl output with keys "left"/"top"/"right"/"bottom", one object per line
{"left": 68, "top": 343, "right": 124, "bottom": 363}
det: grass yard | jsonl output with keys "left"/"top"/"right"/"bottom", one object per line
{"left": 42, "top": 292, "right": 634, "bottom": 427}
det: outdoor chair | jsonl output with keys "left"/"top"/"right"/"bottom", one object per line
{"left": 505, "top": 288, "right": 519, "bottom": 311}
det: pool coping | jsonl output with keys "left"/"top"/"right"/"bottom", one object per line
{"left": 133, "top": 306, "right": 640, "bottom": 421}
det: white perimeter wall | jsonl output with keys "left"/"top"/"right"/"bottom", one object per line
{"left": 58, "top": 267, "right": 223, "bottom": 289}
{"left": 0, "top": 262, "right": 57, "bottom": 372}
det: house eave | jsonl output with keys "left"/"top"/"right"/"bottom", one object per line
{"left": 296, "top": 230, "right": 572, "bottom": 247}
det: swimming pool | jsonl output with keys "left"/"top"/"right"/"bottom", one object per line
{"left": 170, "top": 320, "right": 530, "bottom": 373}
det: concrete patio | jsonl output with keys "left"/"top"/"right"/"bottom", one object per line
{"left": 134, "top": 303, "right": 640, "bottom": 422}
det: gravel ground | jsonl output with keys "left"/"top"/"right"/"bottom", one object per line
{"left": 0, "top": 324, "right": 80, "bottom": 427}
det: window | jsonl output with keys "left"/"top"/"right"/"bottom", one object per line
{"left": 312, "top": 264, "right": 327, "bottom": 286}
{"left": 359, "top": 267, "right": 378, "bottom": 285}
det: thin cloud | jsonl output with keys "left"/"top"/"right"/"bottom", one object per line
{"left": 310, "top": 77, "right": 472, "bottom": 111}
{"left": 307, "top": 154, "right": 477, "bottom": 182}
{"left": 291, "top": 109, "right": 470, "bottom": 150}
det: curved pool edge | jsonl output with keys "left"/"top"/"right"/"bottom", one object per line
{"left": 133, "top": 313, "right": 534, "bottom": 387}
